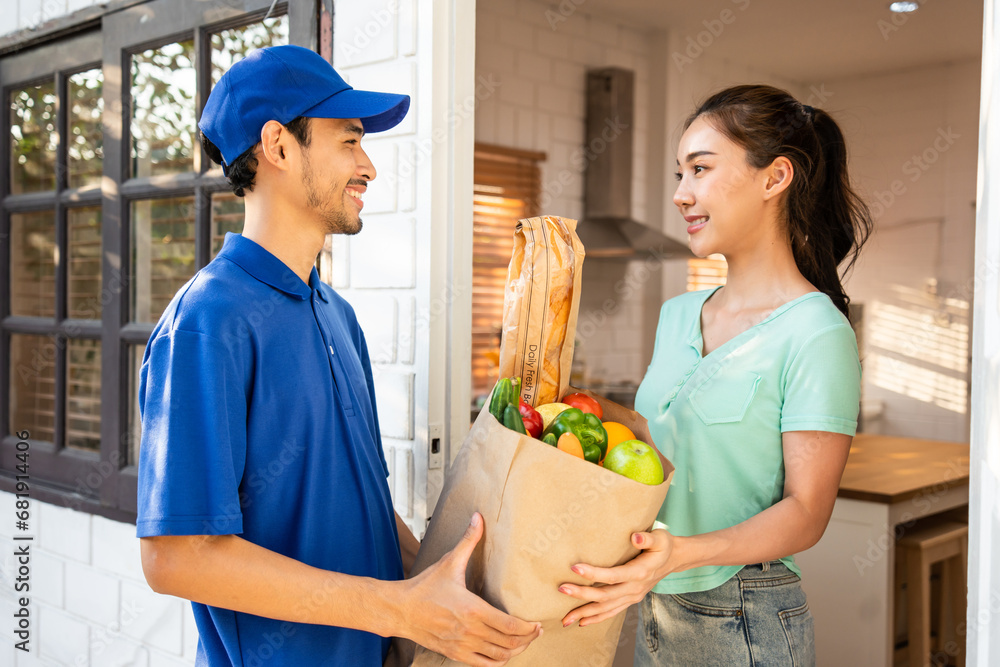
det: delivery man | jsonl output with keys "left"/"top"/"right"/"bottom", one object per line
{"left": 135, "top": 45, "right": 541, "bottom": 667}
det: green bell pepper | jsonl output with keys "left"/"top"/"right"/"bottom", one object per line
{"left": 503, "top": 404, "right": 527, "bottom": 435}
{"left": 541, "top": 407, "right": 608, "bottom": 459}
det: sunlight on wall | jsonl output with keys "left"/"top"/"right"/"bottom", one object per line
{"left": 866, "top": 285, "right": 970, "bottom": 414}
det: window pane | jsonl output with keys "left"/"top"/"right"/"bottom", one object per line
{"left": 127, "top": 343, "right": 146, "bottom": 466}
{"left": 9, "top": 334, "right": 56, "bottom": 442}
{"left": 130, "top": 196, "right": 196, "bottom": 323}
{"left": 68, "top": 206, "right": 103, "bottom": 319}
{"left": 66, "top": 338, "right": 101, "bottom": 451}
{"left": 210, "top": 16, "right": 289, "bottom": 89}
{"left": 9, "top": 79, "right": 57, "bottom": 194}
{"left": 211, "top": 192, "right": 245, "bottom": 257}
{"left": 10, "top": 210, "right": 56, "bottom": 318}
{"left": 67, "top": 68, "right": 104, "bottom": 189}
{"left": 131, "top": 40, "right": 196, "bottom": 177}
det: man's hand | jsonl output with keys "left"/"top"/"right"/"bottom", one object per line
{"left": 398, "top": 513, "right": 542, "bottom": 666}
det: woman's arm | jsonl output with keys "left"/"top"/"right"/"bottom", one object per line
{"left": 558, "top": 430, "right": 851, "bottom": 627}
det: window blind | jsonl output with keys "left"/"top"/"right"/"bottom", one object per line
{"left": 471, "top": 143, "right": 545, "bottom": 402}
{"left": 687, "top": 254, "right": 728, "bottom": 292}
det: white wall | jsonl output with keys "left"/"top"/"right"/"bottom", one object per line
{"left": 0, "top": 0, "right": 100, "bottom": 37}
{"left": 325, "top": 0, "right": 428, "bottom": 537}
{"left": 475, "top": 0, "right": 663, "bottom": 386}
{"left": 0, "top": 0, "right": 464, "bottom": 664}
{"left": 829, "top": 60, "right": 980, "bottom": 442}
{"left": 0, "top": 491, "right": 198, "bottom": 666}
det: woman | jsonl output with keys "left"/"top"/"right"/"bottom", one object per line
{"left": 558, "top": 84, "right": 872, "bottom": 665}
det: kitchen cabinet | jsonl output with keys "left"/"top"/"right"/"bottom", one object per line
{"left": 796, "top": 434, "right": 971, "bottom": 666}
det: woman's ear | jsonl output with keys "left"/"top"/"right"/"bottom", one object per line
{"left": 763, "top": 156, "right": 794, "bottom": 201}
{"left": 258, "top": 120, "right": 292, "bottom": 171}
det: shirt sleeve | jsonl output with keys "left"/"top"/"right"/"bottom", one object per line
{"left": 136, "top": 329, "right": 248, "bottom": 537}
{"left": 780, "top": 323, "right": 861, "bottom": 436}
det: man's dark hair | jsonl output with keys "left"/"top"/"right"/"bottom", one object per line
{"left": 201, "top": 116, "right": 312, "bottom": 197}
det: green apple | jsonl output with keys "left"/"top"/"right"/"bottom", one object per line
{"left": 602, "top": 440, "right": 664, "bottom": 485}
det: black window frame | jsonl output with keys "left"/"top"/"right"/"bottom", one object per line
{"left": 0, "top": 0, "right": 316, "bottom": 521}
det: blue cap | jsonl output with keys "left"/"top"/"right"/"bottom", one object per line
{"left": 199, "top": 45, "right": 410, "bottom": 170}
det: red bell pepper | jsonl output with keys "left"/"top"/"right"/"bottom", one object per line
{"left": 518, "top": 400, "right": 544, "bottom": 438}
{"left": 561, "top": 392, "right": 603, "bottom": 420}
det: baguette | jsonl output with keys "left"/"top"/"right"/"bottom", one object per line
{"left": 498, "top": 215, "right": 585, "bottom": 407}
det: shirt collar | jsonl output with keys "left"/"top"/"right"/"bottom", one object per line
{"left": 688, "top": 286, "right": 723, "bottom": 353}
{"left": 217, "top": 232, "right": 317, "bottom": 301}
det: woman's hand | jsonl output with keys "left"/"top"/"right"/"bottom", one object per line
{"left": 558, "top": 529, "right": 676, "bottom": 628}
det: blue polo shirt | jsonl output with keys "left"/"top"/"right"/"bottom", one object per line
{"left": 136, "top": 233, "right": 403, "bottom": 666}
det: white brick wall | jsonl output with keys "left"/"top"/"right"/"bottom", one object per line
{"left": 476, "top": 0, "right": 652, "bottom": 223}
{"left": 0, "top": 491, "right": 199, "bottom": 666}
{"left": 476, "top": 0, "right": 657, "bottom": 386}
{"left": 0, "top": 0, "right": 104, "bottom": 38}
{"left": 328, "top": 0, "right": 434, "bottom": 536}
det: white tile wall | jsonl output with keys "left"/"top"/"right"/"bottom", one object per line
{"left": 0, "top": 491, "right": 196, "bottom": 666}
{"left": 119, "top": 581, "right": 184, "bottom": 654}
{"left": 90, "top": 636, "right": 149, "bottom": 667}
{"left": 353, "top": 294, "right": 399, "bottom": 365}
{"left": 331, "top": 0, "right": 399, "bottom": 68}
{"left": 38, "top": 503, "right": 90, "bottom": 563}
{"left": 65, "top": 561, "right": 119, "bottom": 626}
{"left": 0, "top": 0, "right": 101, "bottom": 37}
{"left": 30, "top": 549, "right": 64, "bottom": 608}
{"left": 39, "top": 606, "right": 90, "bottom": 665}
{"left": 349, "top": 216, "right": 416, "bottom": 288}
{"left": 329, "top": 0, "right": 432, "bottom": 539}
{"left": 91, "top": 517, "right": 144, "bottom": 583}
{"left": 374, "top": 371, "right": 415, "bottom": 440}
{"left": 476, "top": 0, "right": 657, "bottom": 386}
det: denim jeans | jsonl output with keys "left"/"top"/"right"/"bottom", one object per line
{"left": 634, "top": 561, "right": 815, "bottom": 667}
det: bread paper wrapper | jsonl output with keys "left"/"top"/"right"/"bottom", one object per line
{"left": 392, "top": 391, "right": 673, "bottom": 667}
{"left": 497, "top": 215, "right": 585, "bottom": 407}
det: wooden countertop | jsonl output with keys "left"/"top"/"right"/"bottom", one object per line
{"left": 838, "top": 433, "right": 970, "bottom": 503}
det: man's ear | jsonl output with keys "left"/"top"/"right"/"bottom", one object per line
{"left": 258, "top": 120, "right": 292, "bottom": 171}
{"left": 762, "top": 156, "right": 794, "bottom": 201}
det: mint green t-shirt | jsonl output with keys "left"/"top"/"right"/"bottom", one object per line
{"left": 634, "top": 288, "right": 861, "bottom": 594}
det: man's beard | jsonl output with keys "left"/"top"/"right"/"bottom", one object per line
{"left": 302, "top": 153, "right": 363, "bottom": 236}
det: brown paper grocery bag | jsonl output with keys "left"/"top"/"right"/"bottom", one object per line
{"left": 405, "top": 392, "right": 673, "bottom": 667}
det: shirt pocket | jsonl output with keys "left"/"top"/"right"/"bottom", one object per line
{"left": 688, "top": 370, "right": 762, "bottom": 425}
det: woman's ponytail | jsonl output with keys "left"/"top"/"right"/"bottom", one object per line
{"left": 795, "top": 108, "right": 873, "bottom": 317}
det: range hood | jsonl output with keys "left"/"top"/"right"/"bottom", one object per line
{"left": 579, "top": 68, "right": 693, "bottom": 260}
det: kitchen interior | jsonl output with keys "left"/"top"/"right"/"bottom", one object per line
{"left": 472, "top": 0, "right": 983, "bottom": 665}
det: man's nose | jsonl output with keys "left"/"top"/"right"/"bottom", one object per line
{"left": 357, "top": 147, "right": 376, "bottom": 182}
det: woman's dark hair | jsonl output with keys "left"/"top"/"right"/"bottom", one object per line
{"left": 685, "top": 84, "right": 872, "bottom": 319}
{"left": 201, "top": 116, "right": 312, "bottom": 197}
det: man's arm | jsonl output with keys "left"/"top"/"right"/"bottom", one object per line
{"left": 142, "top": 512, "right": 539, "bottom": 667}
{"left": 396, "top": 511, "right": 421, "bottom": 578}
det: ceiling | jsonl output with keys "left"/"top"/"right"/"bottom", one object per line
{"left": 581, "top": 0, "right": 984, "bottom": 83}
